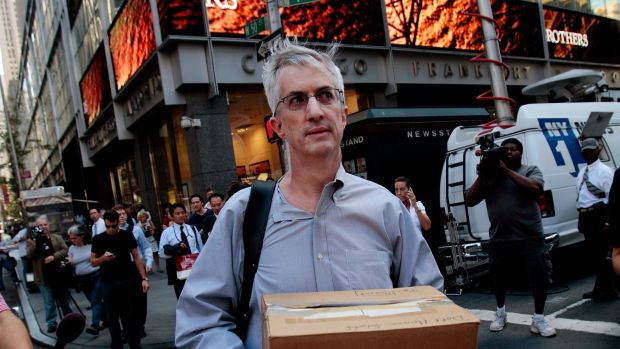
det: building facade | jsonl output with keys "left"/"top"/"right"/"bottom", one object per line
{"left": 12, "top": 0, "right": 620, "bottom": 225}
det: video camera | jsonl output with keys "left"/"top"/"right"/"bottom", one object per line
{"left": 476, "top": 134, "right": 507, "bottom": 180}
{"left": 31, "top": 226, "right": 44, "bottom": 236}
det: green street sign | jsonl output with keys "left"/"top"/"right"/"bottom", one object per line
{"left": 244, "top": 16, "right": 268, "bottom": 38}
{"left": 279, "top": 0, "right": 320, "bottom": 7}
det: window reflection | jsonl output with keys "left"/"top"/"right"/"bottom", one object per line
{"left": 543, "top": 0, "right": 620, "bottom": 20}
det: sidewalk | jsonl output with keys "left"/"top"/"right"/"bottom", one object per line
{"left": 8, "top": 256, "right": 176, "bottom": 349}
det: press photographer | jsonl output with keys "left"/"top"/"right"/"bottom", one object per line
{"left": 26, "top": 215, "right": 73, "bottom": 333}
{"left": 465, "top": 138, "right": 555, "bottom": 337}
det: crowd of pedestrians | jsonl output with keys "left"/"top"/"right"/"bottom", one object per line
{"left": 0, "top": 186, "right": 238, "bottom": 349}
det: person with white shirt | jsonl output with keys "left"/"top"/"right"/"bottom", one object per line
{"left": 394, "top": 176, "right": 431, "bottom": 232}
{"left": 112, "top": 204, "right": 152, "bottom": 338}
{"left": 200, "top": 193, "right": 225, "bottom": 243}
{"left": 203, "top": 188, "right": 215, "bottom": 210}
{"left": 159, "top": 203, "right": 203, "bottom": 298}
{"left": 90, "top": 207, "right": 106, "bottom": 237}
{"left": 576, "top": 138, "right": 616, "bottom": 302}
{"left": 12, "top": 225, "right": 37, "bottom": 292}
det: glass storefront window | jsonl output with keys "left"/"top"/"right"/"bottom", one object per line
{"left": 114, "top": 159, "right": 141, "bottom": 204}
{"left": 147, "top": 108, "right": 192, "bottom": 213}
{"left": 228, "top": 87, "right": 282, "bottom": 183}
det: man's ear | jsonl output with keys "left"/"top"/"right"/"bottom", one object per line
{"left": 340, "top": 105, "right": 348, "bottom": 126}
{"left": 269, "top": 116, "right": 285, "bottom": 138}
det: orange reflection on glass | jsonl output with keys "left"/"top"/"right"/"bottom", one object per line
{"left": 109, "top": 0, "right": 156, "bottom": 91}
{"left": 80, "top": 47, "right": 111, "bottom": 129}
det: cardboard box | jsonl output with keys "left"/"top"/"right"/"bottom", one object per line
{"left": 262, "top": 286, "right": 479, "bottom": 349}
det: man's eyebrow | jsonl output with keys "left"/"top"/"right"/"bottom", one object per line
{"left": 282, "top": 85, "right": 334, "bottom": 96}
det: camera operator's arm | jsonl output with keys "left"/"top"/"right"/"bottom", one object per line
{"left": 26, "top": 238, "right": 37, "bottom": 260}
{"left": 499, "top": 161, "right": 543, "bottom": 194}
{"left": 46, "top": 235, "right": 68, "bottom": 264}
{"left": 465, "top": 176, "right": 486, "bottom": 207}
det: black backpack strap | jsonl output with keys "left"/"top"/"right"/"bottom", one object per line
{"left": 234, "top": 180, "right": 276, "bottom": 340}
{"left": 190, "top": 225, "right": 201, "bottom": 251}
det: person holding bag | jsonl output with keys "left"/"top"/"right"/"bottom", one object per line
{"left": 68, "top": 225, "right": 103, "bottom": 335}
{"left": 159, "top": 203, "right": 203, "bottom": 298}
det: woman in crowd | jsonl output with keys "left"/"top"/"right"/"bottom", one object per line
{"left": 68, "top": 225, "right": 103, "bottom": 335}
{"left": 137, "top": 209, "right": 161, "bottom": 272}
{"left": 161, "top": 204, "right": 172, "bottom": 229}
{"left": 394, "top": 176, "right": 432, "bottom": 232}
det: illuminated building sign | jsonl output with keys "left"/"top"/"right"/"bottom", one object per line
{"left": 545, "top": 29, "right": 588, "bottom": 47}
{"left": 544, "top": 7, "right": 620, "bottom": 64}
{"left": 206, "top": 0, "right": 238, "bottom": 10}
{"left": 80, "top": 45, "right": 112, "bottom": 129}
{"left": 386, "top": 0, "right": 543, "bottom": 58}
{"left": 109, "top": 0, "right": 157, "bottom": 91}
{"left": 157, "top": 0, "right": 205, "bottom": 37}
{"left": 206, "top": 0, "right": 386, "bottom": 46}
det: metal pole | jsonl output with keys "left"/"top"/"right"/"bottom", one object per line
{"left": 0, "top": 75, "right": 23, "bottom": 192}
{"left": 266, "top": 0, "right": 289, "bottom": 174}
{"left": 477, "top": 0, "right": 513, "bottom": 125}
{"left": 267, "top": 0, "right": 282, "bottom": 31}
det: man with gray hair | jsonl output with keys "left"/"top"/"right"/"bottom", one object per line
{"left": 26, "top": 215, "right": 73, "bottom": 333}
{"left": 175, "top": 39, "right": 443, "bottom": 348}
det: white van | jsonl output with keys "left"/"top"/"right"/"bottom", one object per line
{"left": 438, "top": 101, "right": 620, "bottom": 286}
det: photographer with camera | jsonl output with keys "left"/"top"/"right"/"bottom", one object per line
{"left": 26, "top": 215, "right": 73, "bottom": 333}
{"left": 465, "top": 138, "right": 556, "bottom": 338}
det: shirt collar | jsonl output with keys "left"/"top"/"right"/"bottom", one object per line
{"left": 587, "top": 159, "right": 602, "bottom": 169}
{"left": 272, "top": 165, "right": 346, "bottom": 222}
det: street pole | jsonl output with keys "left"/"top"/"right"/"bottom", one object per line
{"left": 0, "top": 74, "right": 23, "bottom": 192}
{"left": 477, "top": 0, "right": 514, "bottom": 125}
{"left": 265, "top": 0, "right": 290, "bottom": 174}
{"left": 267, "top": 0, "right": 282, "bottom": 31}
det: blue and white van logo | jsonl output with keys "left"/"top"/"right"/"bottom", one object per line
{"left": 538, "top": 118, "right": 585, "bottom": 177}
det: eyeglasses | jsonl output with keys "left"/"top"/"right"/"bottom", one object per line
{"left": 274, "top": 88, "right": 343, "bottom": 115}
{"left": 105, "top": 224, "right": 118, "bottom": 229}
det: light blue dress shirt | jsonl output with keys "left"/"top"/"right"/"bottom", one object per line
{"left": 176, "top": 166, "right": 443, "bottom": 349}
{"left": 121, "top": 223, "right": 153, "bottom": 269}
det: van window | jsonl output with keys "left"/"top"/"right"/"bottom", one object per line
{"left": 599, "top": 146, "right": 611, "bottom": 162}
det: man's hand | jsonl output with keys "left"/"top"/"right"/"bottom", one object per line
{"left": 145, "top": 266, "right": 152, "bottom": 274}
{"left": 103, "top": 251, "right": 116, "bottom": 262}
{"left": 498, "top": 159, "right": 507, "bottom": 170}
{"left": 44, "top": 256, "right": 55, "bottom": 264}
{"left": 406, "top": 189, "right": 417, "bottom": 204}
{"left": 141, "top": 279, "right": 149, "bottom": 293}
{"left": 179, "top": 242, "right": 188, "bottom": 250}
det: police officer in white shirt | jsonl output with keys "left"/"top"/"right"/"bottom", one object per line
{"left": 159, "top": 203, "right": 203, "bottom": 298}
{"left": 576, "top": 138, "right": 616, "bottom": 302}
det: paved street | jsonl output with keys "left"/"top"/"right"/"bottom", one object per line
{"left": 2, "top": 244, "right": 619, "bottom": 348}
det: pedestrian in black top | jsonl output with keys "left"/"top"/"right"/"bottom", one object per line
{"left": 91, "top": 210, "right": 149, "bottom": 349}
